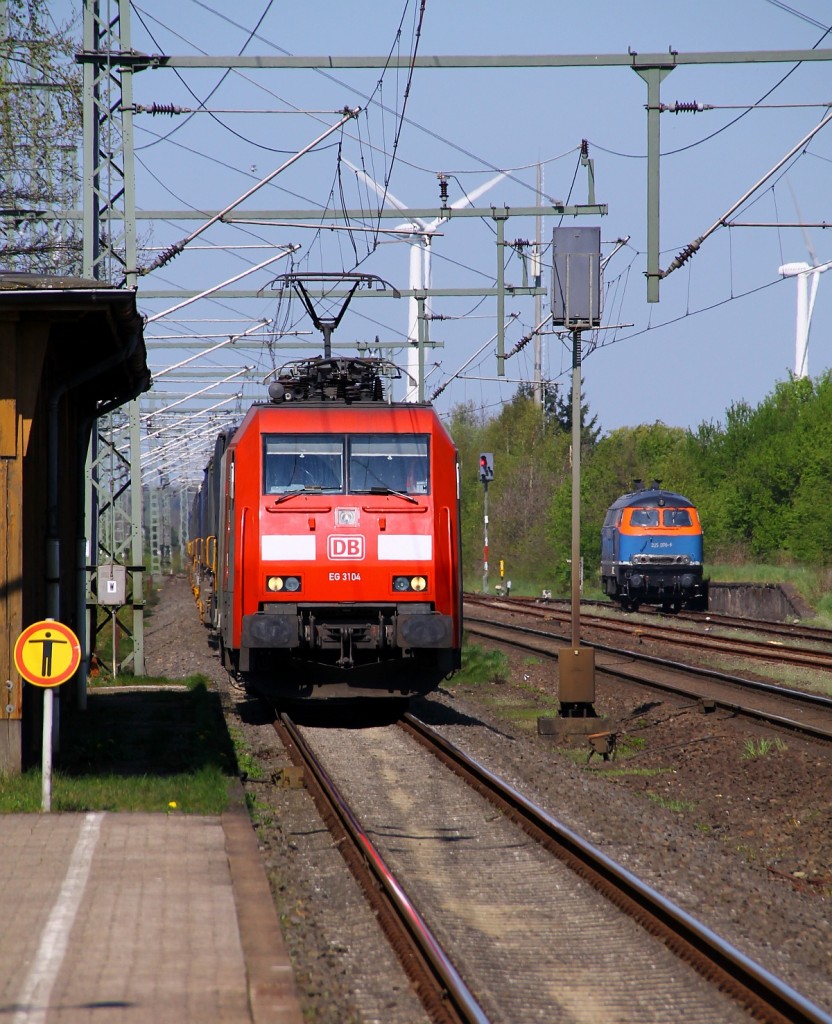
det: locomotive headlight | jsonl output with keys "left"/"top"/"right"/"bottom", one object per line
{"left": 266, "top": 575, "right": 301, "bottom": 593}
{"left": 393, "top": 575, "right": 428, "bottom": 592}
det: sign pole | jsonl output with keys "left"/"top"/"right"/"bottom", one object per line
{"left": 42, "top": 688, "right": 54, "bottom": 812}
{"left": 112, "top": 608, "right": 118, "bottom": 678}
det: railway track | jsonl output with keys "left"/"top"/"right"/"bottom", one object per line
{"left": 464, "top": 613, "right": 832, "bottom": 744}
{"left": 501, "top": 593, "right": 832, "bottom": 647}
{"left": 645, "top": 605, "right": 832, "bottom": 646}
{"left": 274, "top": 712, "right": 485, "bottom": 1024}
{"left": 274, "top": 710, "right": 831, "bottom": 1024}
{"left": 465, "top": 594, "right": 832, "bottom": 671}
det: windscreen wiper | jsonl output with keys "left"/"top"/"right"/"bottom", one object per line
{"left": 363, "top": 485, "right": 418, "bottom": 504}
{"left": 273, "top": 486, "right": 323, "bottom": 504}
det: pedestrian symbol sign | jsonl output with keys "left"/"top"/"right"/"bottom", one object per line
{"left": 14, "top": 620, "right": 81, "bottom": 688}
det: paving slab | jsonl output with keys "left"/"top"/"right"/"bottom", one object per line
{"left": 0, "top": 786, "right": 302, "bottom": 1024}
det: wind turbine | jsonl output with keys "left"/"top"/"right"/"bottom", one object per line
{"left": 345, "top": 160, "right": 505, "bottom": 400}
{"left": 777, "top": 260, "right": 828, "bottom": 378}
{"left": 778, "top": 187, "right": 831, "bottom": 379}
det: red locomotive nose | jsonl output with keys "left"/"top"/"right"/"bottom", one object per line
{"left": 191, "top": 356, "right": 462, "bottom": 701}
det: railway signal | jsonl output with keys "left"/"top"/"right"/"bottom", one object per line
{"left": 478, "top": 454, "right": 494, "bottom": 591}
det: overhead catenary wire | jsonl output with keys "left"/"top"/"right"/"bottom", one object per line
{"left": 140, "top": 110, "right": 356, "bottom": 275}
{"left": 146, "top": 249, "right": 299, "bottom": 322}
{"left": 77, "top": 0, "right": 832, "bottom": 475}
{"left": 661, "top": 108, "right": 832, "bottom": 278}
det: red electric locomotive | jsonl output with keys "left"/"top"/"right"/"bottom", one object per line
{"left": 197, "top": 357, "right": 461, "bottom": 701}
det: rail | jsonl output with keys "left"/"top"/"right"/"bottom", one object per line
{"left": 274, "top": 713, "right": 491, "bottom": 1024}
{"left": 401, "top": 713, "right": 832, "bottom": 1024}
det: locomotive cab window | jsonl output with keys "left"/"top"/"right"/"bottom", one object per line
{"left": 664, "top": 509, "right": 692, "bottom": 526}
{"left": 629, "top": 508, "right": 659, "bottom": 527}
{"left": 263, "top": 435, "right": 344, "bottom": 494}
{"left": 348, "top": 435, "right": 430, "bottom": 495}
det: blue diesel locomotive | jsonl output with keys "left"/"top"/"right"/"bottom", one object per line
{"left": 600, "top": 481, "right": 708, "bottom": 612}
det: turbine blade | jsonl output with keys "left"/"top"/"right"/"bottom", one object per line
{"left": 451, "top": 171, "right": 507, "bottom": 209}
{"left": 807, "top": 268, "right": 821, "bottom": 330}
{"left": 424, "top": 172, "right": 507, "bottom": 230}
{"left": 342, "top": 157, "right": 411, "bottom": 215}
{"left": 788, "top": 180, "right": 819, "bottom": 267}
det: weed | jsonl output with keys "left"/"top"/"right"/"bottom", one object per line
{"left": 742, "top": 736, "right": 788, "bottom": 760}
{"left": 602, "top": 766, "right": 670, "bottom": 779}
{"left": 733, "top": 843, "right": 758, "bottom": 861}
{"left": 647, "top": 792, "right": 696, "bottom": 813}
{"left": 503, "top": 704, "right": 558, "bottom": 727}
{"left": 228, "top": 725, "right": 264, "bottom": 781}
{"left": 453, "top": 641, "right": 510, "bottom": 687}
{"left": 616, "top": 735, "right": 647, "bottom": 756}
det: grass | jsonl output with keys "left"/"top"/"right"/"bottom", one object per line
{"left": 227, "top": 723, "right": 264, "bottom": 781}
{"left": 453, "top": 640, "right": 510, "bottom": 687}
{"left": 647, "top": 792, "right": 696, "bottom": 813}
{"left": 0, "top": 674, "right": 237, "bottom": 814}
{"left": 503, "top": 703, "right": 559, "bottom": 726}
{"left": 447, "top": 641, "right": 564, "bottom": 732}
{"left": 741, "top": 736, "right": 787, "bottom": 760}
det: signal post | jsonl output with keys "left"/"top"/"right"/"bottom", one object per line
{"left": 538, "top": 228, "right": 612, "bottom": 747}
{"left": 479, "top": 453, "right": 494, "bottom": 591}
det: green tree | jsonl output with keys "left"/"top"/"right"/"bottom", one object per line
{"left": 686, "top": 373, "right": 832, "bottom": 563}
{"left": 0, "top": 0, "right": 82, "bottom": 274}
{"left": 545, "top": 378, "right": 601, "bottom": 448}
{"left": 484, "top": 392, "right": 571, "bottom": 584}
{"left": 451, "top": 370, "right": 832, "bottom": 595}
{"left": 446, "top": 392, "right": 577, "bottom": 590}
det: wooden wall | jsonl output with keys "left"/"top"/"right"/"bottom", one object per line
{"left": 0, "top": 284, "right": 148, "bottom": 773}
{"left": 0, "top": 318, "right": 47, "bottom": 772}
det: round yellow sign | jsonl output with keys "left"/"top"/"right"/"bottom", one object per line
{"left": 14, "top": 620, "right": 81, "bottom": 687}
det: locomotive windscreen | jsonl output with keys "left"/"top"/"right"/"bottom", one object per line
{"left": 628, "top": 507, "right": 695, "bottom": 528}
{"left": 349, "top": 435, "right": 430, "bottom": 495}
{"left": 262, "top": 433, "right": 431, "bottom": 496}
{"left": 264, "top": 435, "right": 343, "bottom": 494}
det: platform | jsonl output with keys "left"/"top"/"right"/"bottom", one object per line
{"left": 0, "top": 783, "right": 302, "bottom": 1024}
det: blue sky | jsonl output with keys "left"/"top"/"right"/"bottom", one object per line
{"left": 53, "top": 1, "right": 832, "bottom": 478}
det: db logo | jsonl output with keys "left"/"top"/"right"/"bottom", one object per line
{"left": 328, "top": 535, "right": 365, "bottom": 560}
